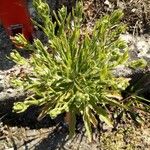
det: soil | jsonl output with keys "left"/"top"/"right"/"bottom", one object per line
{"left": 0, "top": 0, "right": 150, "bottom": 150}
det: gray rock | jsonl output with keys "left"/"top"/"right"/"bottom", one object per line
{"left": 120, "top": 33, "right": 150, "bottom": 65}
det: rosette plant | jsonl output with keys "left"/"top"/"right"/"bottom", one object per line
{"left": 10, "top": 0, "right": 147, "bottom": 141}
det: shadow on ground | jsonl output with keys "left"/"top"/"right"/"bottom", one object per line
{"left": 34, "top": 125, "right": 68, "bottom": 150}
{"left": 0, "top": 97, "right": 85, "bottom": 150}
{"left": 0, "top": 26, "right": 15, "bottom": 70}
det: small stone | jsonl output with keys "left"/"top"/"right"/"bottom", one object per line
{"left": 26, "top": 130, "right": 39, "bottom": 137}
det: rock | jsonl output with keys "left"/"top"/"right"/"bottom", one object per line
{"left": 120, "top": 33, "right": 150, "bottom": 65}
{"left": 113, "top": 65, "right": 132, "bottom": 77}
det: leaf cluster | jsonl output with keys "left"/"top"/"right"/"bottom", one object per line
{"left": 10, "top": 0, "right": 148, "bottom": 141}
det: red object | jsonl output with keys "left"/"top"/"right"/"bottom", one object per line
{"left": 0, "top": 0, "right": 34, "bottom": 42}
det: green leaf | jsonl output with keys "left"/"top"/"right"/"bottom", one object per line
{"left": 66, "top": 111, "right": 76, "bottom": 139}
{"left": 89, "top": 101, "right": 113, "bottom": 127}
{"left": 83, "top": 107, "right": 93, "bottom": 142}
{"left": 110, "top": 9, "right": 124, "bottom": 24}
{"left": 13, "top": 102, "right": 30, "bottom": 113}
{"left": 86, "top": 107, "right": 98, "bottom": 127}
{"left": 129, "top": 59, "right": 147, "bottom": 69}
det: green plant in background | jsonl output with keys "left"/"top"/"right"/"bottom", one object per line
{"left": 10, "top": 0, "right": 148, "bottom": 141}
